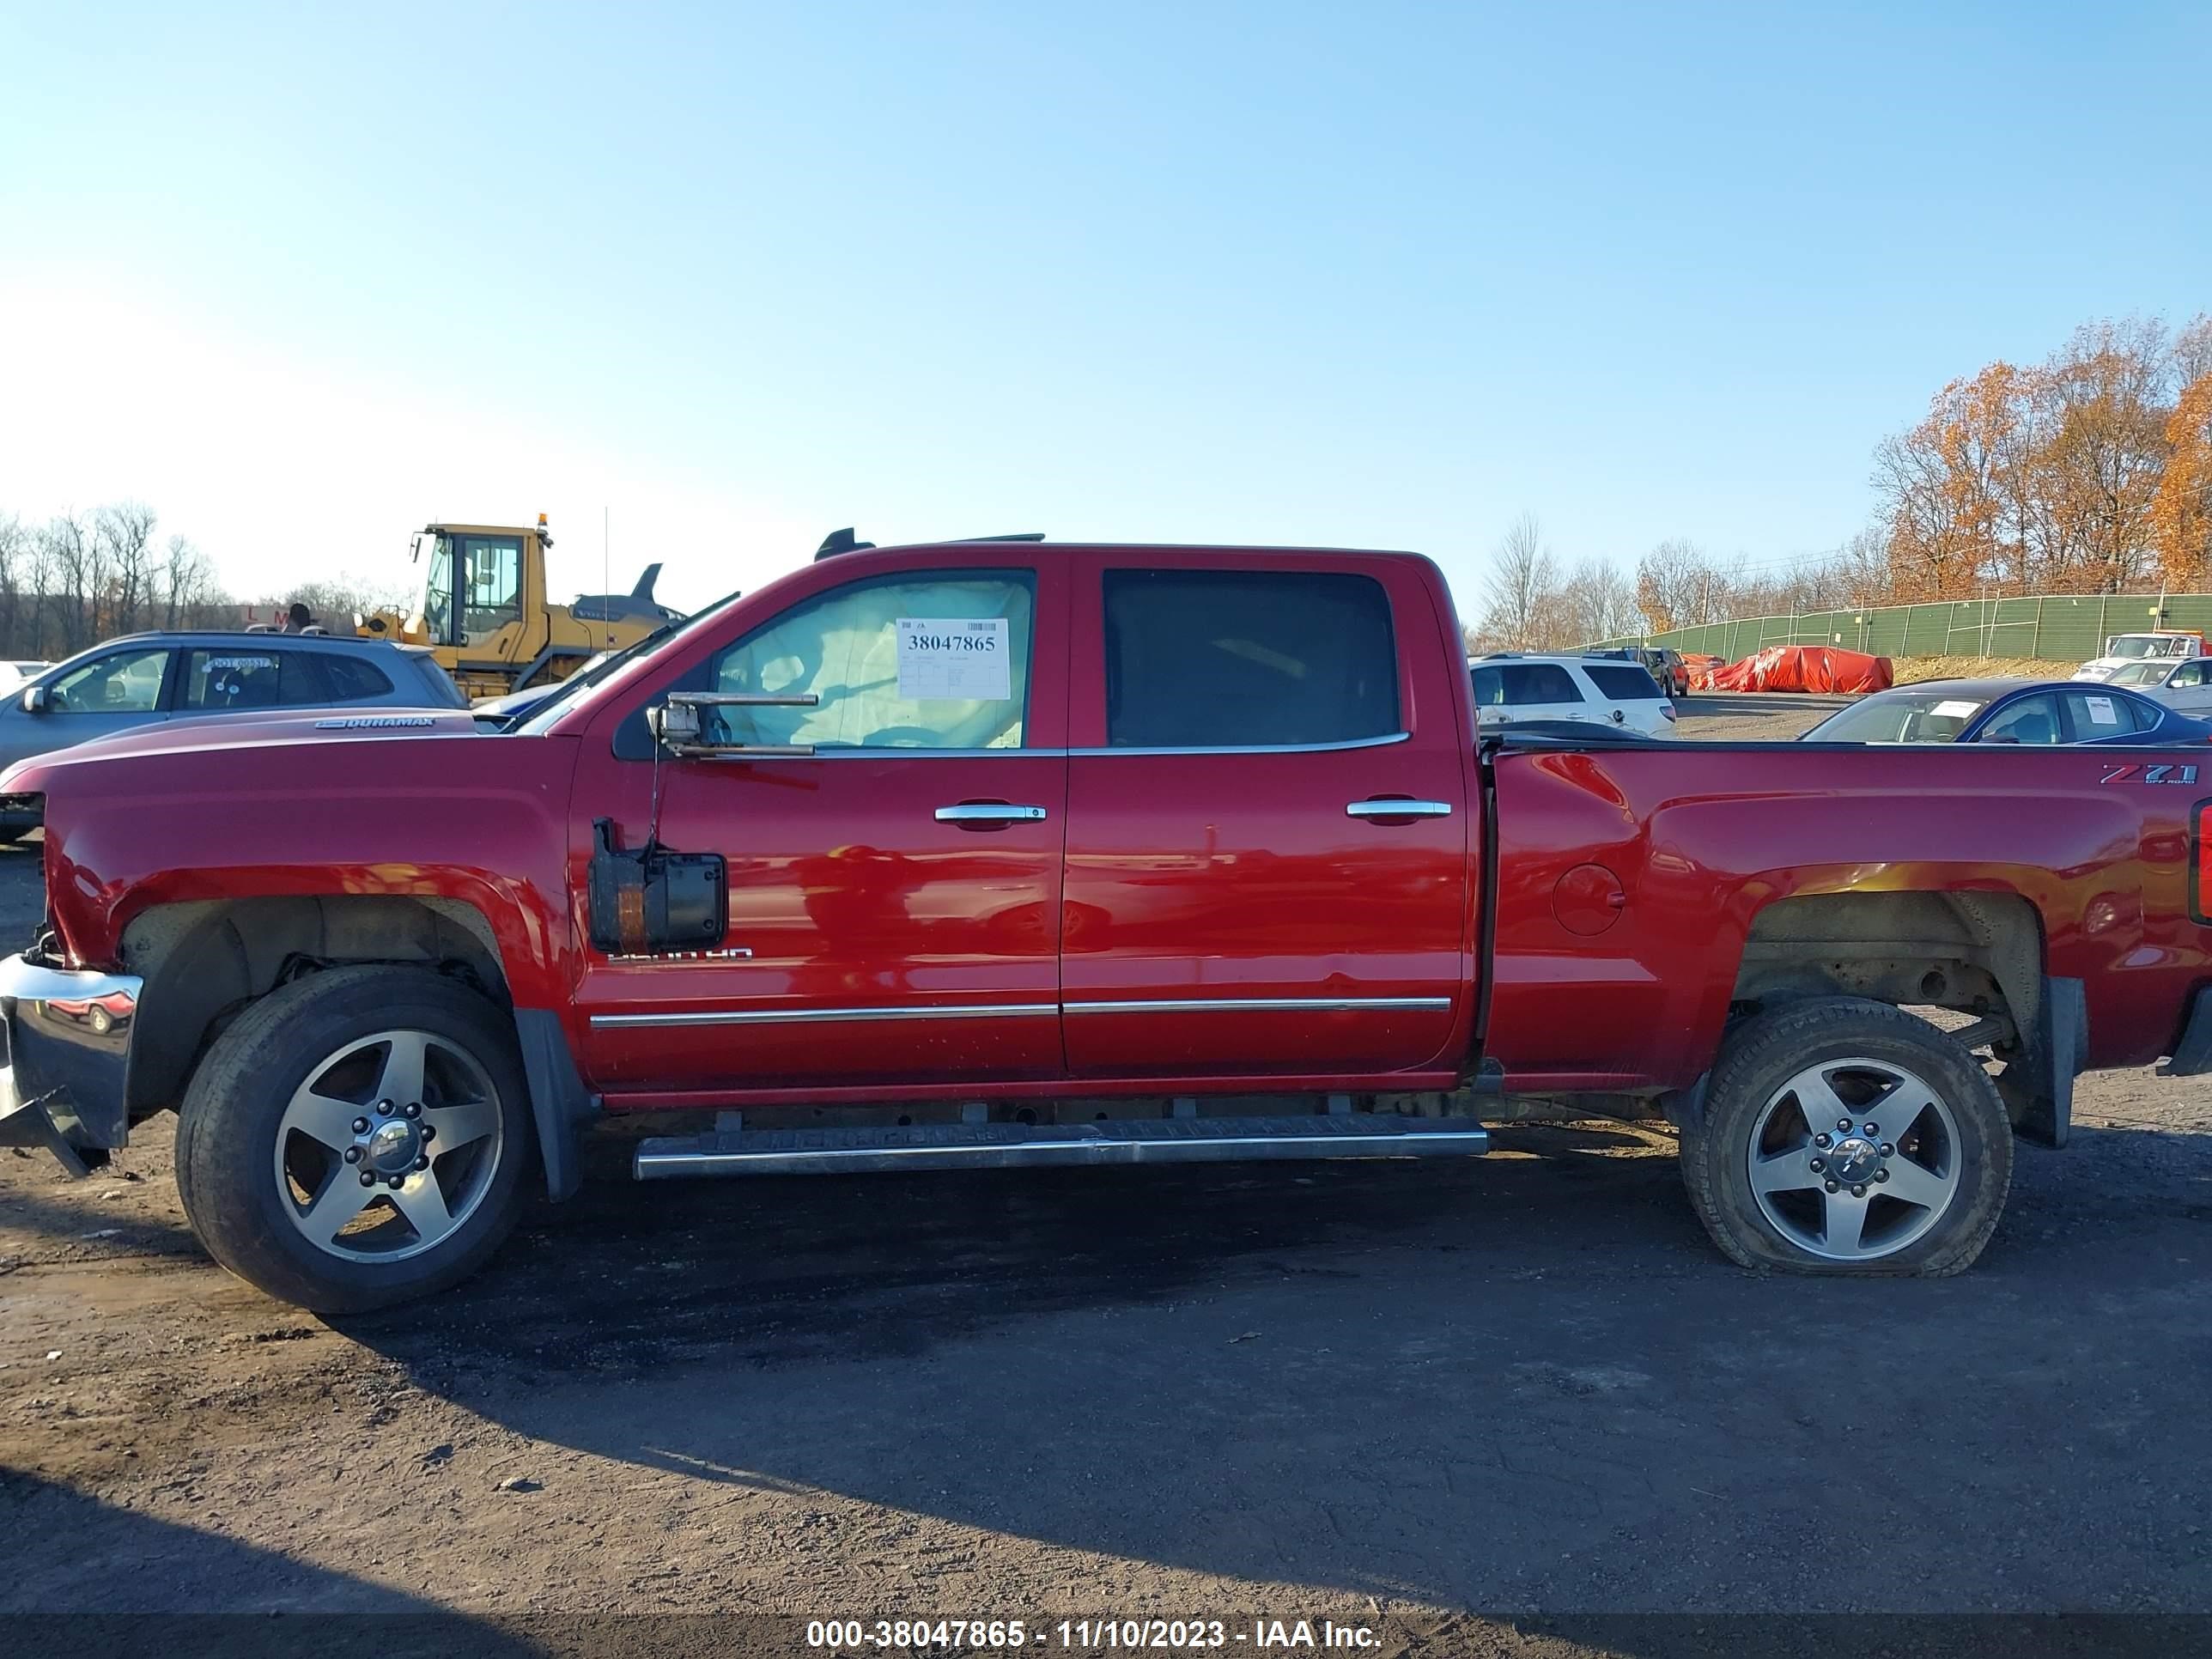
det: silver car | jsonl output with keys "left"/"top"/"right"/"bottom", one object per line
{"left": 2099, "top": 656, "right": 2212, "bottom": 718}
{"left": 0, "top": 630, "right": 464, "bottom": 841}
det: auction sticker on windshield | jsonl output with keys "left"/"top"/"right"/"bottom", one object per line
{"left": 1931, "top": 700, "right": 1979, "bottom": 719}
{"left": 896, "top": 617, "right": 1010, "bottom": 702}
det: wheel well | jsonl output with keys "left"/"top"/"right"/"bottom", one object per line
{"left": 118, "top": 895, "right": 511, "bottom": 1120}
{"left": 1731, "top": 890, "right": 2044, "bottom": 1040}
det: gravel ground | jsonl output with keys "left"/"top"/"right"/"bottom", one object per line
{"left": 4, "top": 695, "right": 2209, "bottom": 1651}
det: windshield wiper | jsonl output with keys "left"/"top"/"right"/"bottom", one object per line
{"left": 501, "top": 592, "right": 742, "bottom": 730}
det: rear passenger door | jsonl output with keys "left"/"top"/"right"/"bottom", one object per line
{"left": 1059, "top": 556, "right": 1474, "bottom": 1080}
{"left": 2056, "top": 687, "right": 2151, "bottom": 744}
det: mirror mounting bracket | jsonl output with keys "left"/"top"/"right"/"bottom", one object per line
{"left": 648, "top": 690, "right": 819, "bottom": 759}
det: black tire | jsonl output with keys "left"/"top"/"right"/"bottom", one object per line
{"left": 1680, "top": 997, "right": 2012, "bottom": 1276}
{"left": 174, "top": 964, "right": 534, "bottom": 1313}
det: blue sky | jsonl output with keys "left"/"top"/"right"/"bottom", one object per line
{"left": 2, "top": 2, "right": 2207, "bottom": 614}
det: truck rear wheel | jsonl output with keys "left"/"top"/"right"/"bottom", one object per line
{"left": 174, "top": 965, "right": 532, "bottom": 1313}
{"left": 1680, "top": 997, "right": 2012, "bottom": 1276}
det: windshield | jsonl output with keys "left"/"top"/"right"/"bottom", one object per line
{"left": 2106, "top": 635, "right": 2193, "bottom": 660}
{"left": 510, "top": 589, "right": 743, "bottom": 732}
{"left": 1804, "top": 690, "right": 1990, "bottom": 743}
{"left": 2108, "top": 661, "right": 2172, "bottom": 688}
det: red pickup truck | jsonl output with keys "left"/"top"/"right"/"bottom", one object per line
{"left": 3, "top": 537, "right": 2209, "bottom": 1312}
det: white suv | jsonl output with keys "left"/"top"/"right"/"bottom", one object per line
{"left": 1469, "top": 654, "right": 1680, "bottom": 738}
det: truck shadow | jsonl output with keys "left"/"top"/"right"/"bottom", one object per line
{"left": 329, "top": 1118, "right": 2212, "bottom": 1613}
{"left": 0, "top": 1179, "right": 201, "bottom": 1259}
{"left": 0, "top": 1468, "right": 540, "bottom": 1647}
{"left": 358, "top": 1120, "right": 1694, "bottom": 1373}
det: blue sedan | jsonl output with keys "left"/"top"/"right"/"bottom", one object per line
{"left": 1801, "top": 678, "right": 2212, "bottom": 746}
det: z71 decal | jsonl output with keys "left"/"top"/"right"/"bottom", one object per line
{"left": 2100, "top": 762, "right": 2199, "bottom": 785}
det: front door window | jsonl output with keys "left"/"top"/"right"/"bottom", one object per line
{"left": 48, "top": 647, "right": 169, "bottom": 714}
{"left": 707, "top": 573, "right": 1036, "bottom": 750}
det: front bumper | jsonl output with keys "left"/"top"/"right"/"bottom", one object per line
{"left": 0, "top": 953, "right": 143, "bottom": 1176}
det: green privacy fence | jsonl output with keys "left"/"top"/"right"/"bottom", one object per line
{"left": 1592, "top": 593, "right": 2212, "bottom": 664}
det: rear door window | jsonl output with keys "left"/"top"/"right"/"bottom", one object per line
{"left": 1498, "top": 664, "right": 1583, "bottom": 706}
{"left": 1103, "top": 569, "right": 1398, "bottom": 748}
{"left": 180, "top": 649, "right": 320, "bottom": 711}
{"left": 2060, "top": 689, "right": 2147, "bottom": 738}
{"left": 1584, "top": 664, "right": 1665, "bottom": 701}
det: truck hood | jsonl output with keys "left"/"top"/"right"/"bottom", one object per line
{"left": 0, "top": 707, "right": 485, "bottom": 787}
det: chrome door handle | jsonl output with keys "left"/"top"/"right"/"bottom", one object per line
{"left": 1346, "top": 799, "right": 1453, "bottom": 818}
{"left": 935, "top": 804, "right": 1048, "bottom": 823}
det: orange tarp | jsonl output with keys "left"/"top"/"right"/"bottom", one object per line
{"left": 1681, "top": 653, "right": 1724, "bottom": 692}
{"left": 1705, "top": 646, "right": 1893, "bottom": 694}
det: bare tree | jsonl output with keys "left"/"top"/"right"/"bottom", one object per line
{"left": 156, "top": 534, "right": 216, "bottom": 629}
{"left": 1635, "top": 538, "right": 1732, "bottom": 633}
{"left": 1831, "top": 526, "right": 1893, "bottom": 607}
{"left": 41, "top": 513, "right": 96, "bottom": 655}
{"left": 1559, "top": 559, "right": 1640, "bottom": 645}
{"left": 98, "top": 501, "right": 159, "bottom": 636}
{"left": 1476, "top": 514, "right": 1558, "bottom": 651}
{"left": 251, "top": 573, "right": 407, "bottom": 630}
{"left": 0, "top": 514, "right": 22, "bottom": 659}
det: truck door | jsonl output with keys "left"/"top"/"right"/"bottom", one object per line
{"left": 568, "top": 555, "right": 1068, "bottom": 1096}
{"left": 1059, "top": 555, "right": 1474, "bottom": 1080}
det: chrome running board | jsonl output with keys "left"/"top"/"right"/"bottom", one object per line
{"left": 634, "top": 1114, "right": 1489, "bottom": 1180}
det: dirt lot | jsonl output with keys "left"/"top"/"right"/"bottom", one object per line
{"left": 5, "top": 693, "right": 2211, "bottom": 1649}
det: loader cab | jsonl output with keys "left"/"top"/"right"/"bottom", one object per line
{"left": 413, "top": 521, "right": 538, "bottom": 651}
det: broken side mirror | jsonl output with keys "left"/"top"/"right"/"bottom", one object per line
{"left": 649, "top": 690, "right": 820, "bottom": 758}
{"left": 20, "top": 685, "right": 47, "bottom": 715}
{"left": 586, "top": 817, "right": 726, "bottom": 957}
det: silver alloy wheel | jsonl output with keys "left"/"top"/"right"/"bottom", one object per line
{"left": 272, "top": 1029, "right": 504, "bottom": 1263}
{"left": 1746, "top": 1056, "right": 1960, "bottom": 1261}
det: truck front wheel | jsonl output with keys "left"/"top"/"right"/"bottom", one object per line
{"left": 175, "top": 965, "right": 533, "bottom": 1313}
{"left": 1680, "top": 997, "right": 2013, "bottom": 1276}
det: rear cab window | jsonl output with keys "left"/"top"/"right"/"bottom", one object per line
{"left": 1101, "top": 569, "right": 1398, "bottom": 748}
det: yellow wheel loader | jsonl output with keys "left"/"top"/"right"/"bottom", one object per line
{"left": 356, "top": 515, "right": 681, "bottom": 701}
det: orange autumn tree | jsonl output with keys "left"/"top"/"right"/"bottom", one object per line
{"left": 2153, "top": 369, "right": 2212, "bottom": 588}
{"left": 1873, "top": 362, "right": 2031, "bottom": 600}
